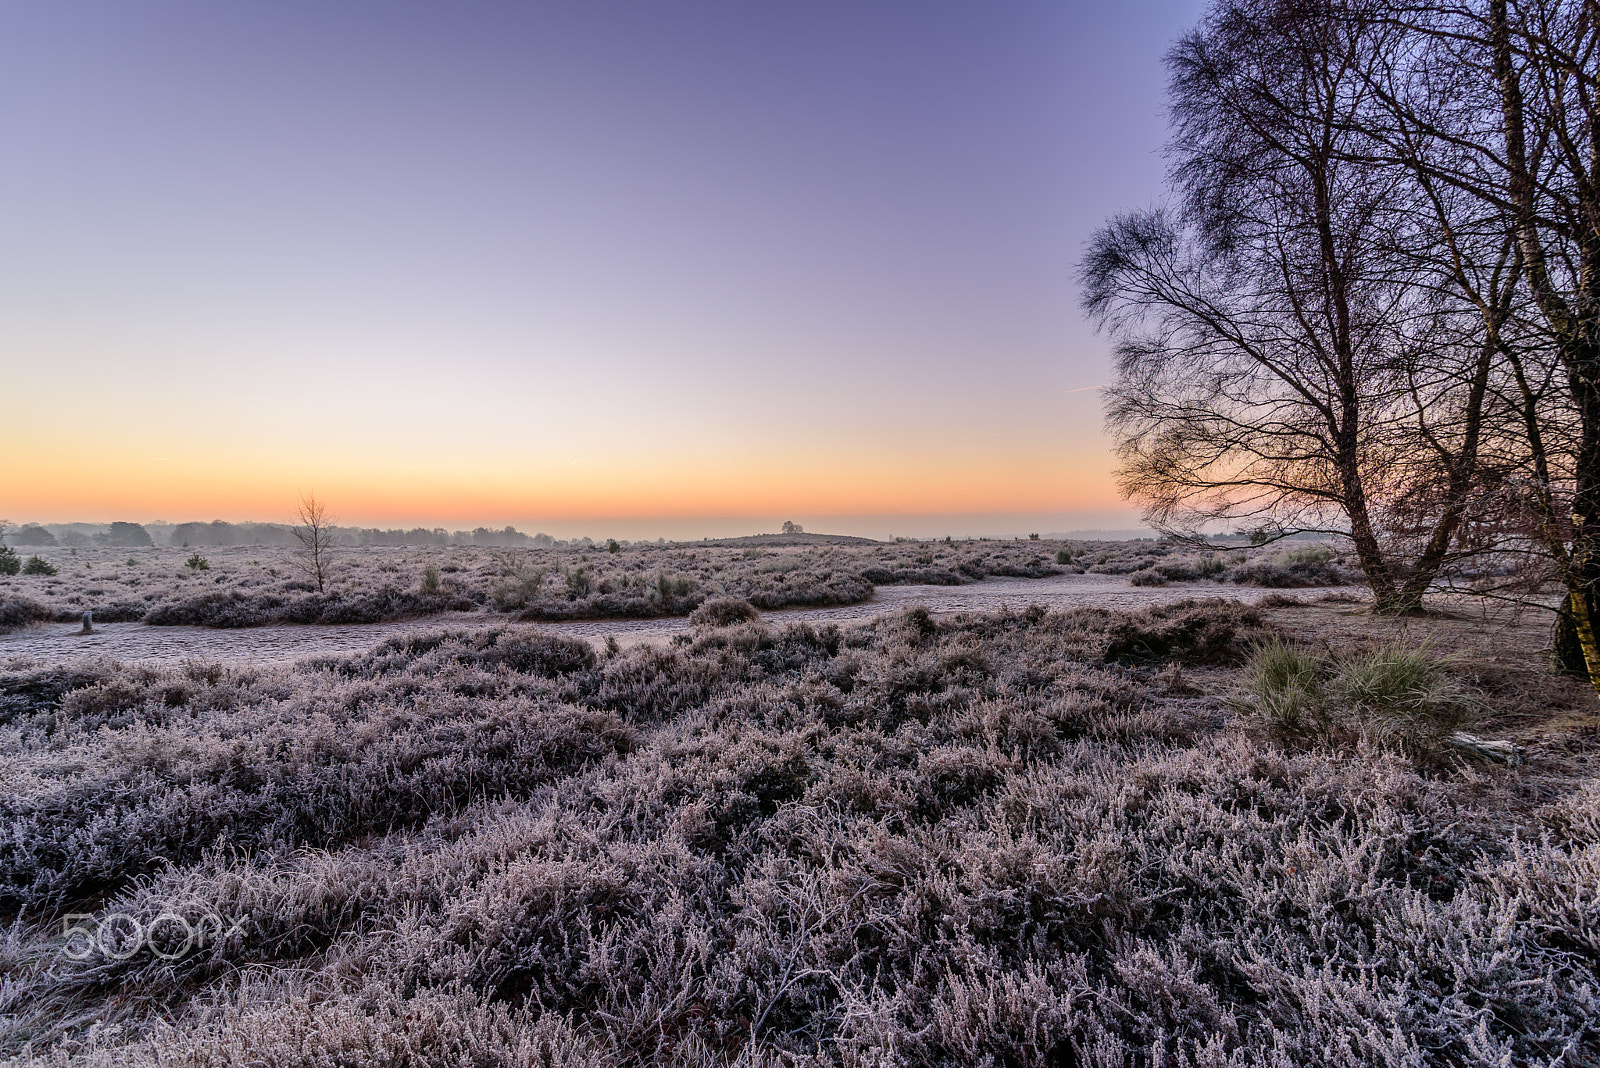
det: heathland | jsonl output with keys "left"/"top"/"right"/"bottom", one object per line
{"left": 0, "top": 588, "right": 1595, "bottom": 1065}
{"left": 0, "top": 537, "right": 1350, "bottom": 634}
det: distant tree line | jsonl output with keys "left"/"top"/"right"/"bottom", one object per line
{"left": 2, "top": 520, "right": 599, "bottom": 551}
{"left": 1085, "top": 0, "right": 1600, "bottom": 688}
{"left": 5, "top": 522, "right": 155, "bottom": 548}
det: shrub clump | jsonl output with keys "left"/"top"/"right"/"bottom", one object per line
{"left": 1231, "top": 545, "right": 1344, "bottom": 587}
{"left": 1128, "top": 567, "right": 1168, "bottom": 587}
{"left": 489, "top": 566, "right": 547, "bottom": 611}
{"left": 689, "top": 596, "right": 761, "bottom": 627}
{"left": 20, "top": 556, "right": 57, "bottom": 576}
{"left": 61, "top": 602, "right": 147, "bottom": 624}
{"left": 145, "top": 587, "right": 480, "bottom": 628}
{"left": 0, "top": 595, "right": 55, "bottom": 634}
{"left": 1102, "top": 598, "right": 1271, "bottom": 664}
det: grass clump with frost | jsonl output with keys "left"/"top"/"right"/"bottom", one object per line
{"left": 1238, "top": 639, "right": 1482, "bottom": 758}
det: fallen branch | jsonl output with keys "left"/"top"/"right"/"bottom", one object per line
{"left": 1446, "top": 732, "right": 1524, "bottom": 765}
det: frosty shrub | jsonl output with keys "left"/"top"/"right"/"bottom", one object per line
{"left": 1128, "top": 567, "right": 1168, "bottom": 586}
{"left": 1329, "top": 643, "right": 1482, "bottom": 756}
{"left": 1237, "top": 638, "right": 1330, "bottom": 742}
{"left": 689, "top": 596, "right": 761, "bottom": 628}
{"left": 1230, "top": 546, "right": 1346, "bottom": 588}
{"left": 0, "top": 602, "right": 1593, "bottom": 1065}
{"left": 0, "top": 596, "right": 54, "bottom": 634}
{"left": 490, "top": 566, "right": 547, "bottom": 610}
{"left": 1100, "top": 598, "right": 1271, "bottom": 664}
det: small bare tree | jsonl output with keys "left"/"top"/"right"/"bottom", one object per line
{"left": 291, "top": 493, "right": 335, "bottom": 593}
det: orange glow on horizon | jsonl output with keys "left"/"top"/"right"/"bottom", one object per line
{"left": 4, "top": 437, "right": 1123, "bottom": 526}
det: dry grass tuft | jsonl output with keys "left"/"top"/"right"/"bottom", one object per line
{"left": 1238, "top": 639, "right": 1484, "bottom": 759}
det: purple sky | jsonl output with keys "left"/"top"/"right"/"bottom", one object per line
{"left": 3, "top": 1, "right": 1205, "bottom": 538}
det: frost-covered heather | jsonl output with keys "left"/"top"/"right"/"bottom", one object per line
{"left": 0, "top": 598, "right": 1593, "bottom": 1066}
{"left": 0, "top": 539, "right": 1352, "bottom": 631}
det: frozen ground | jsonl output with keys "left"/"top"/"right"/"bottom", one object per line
{"left": 0, "top": 572, "right": 1336, "bottom": 667}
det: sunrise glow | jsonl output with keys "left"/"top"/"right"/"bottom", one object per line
{"left": 1, "top": 1, "right": 1201, "bottom": 536}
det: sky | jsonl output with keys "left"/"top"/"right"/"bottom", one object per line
{"left": 2, "top": 1, "right": 1204, "bottom": 540}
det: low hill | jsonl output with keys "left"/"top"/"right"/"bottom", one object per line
{"left": 692, "top": 532, "right": 881, "bottom": 547}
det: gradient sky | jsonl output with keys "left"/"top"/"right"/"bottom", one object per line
{"left": 2, "top": 1, "right": 1203, "bottom": 538}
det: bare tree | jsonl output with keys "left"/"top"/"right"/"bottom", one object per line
{"left": 1083, "top": 0, "right": 1504, "bottom": 613}
{"left": 291, "top": 493, "right": 336, "bottom": 593}
{"left": 1329, "top": 0, "right": 1600, "bottom": 685}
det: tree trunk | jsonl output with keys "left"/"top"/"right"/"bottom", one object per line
{"left": 1392, "top": 333, "right": 1498, "bottom": 613}
{"left": 1490, "top": 0, "right": 1600, "bottom": 698}
{"left": 1555, "top": 580, "right": 1600, "bottom": 679}
{"left": 1554, "top": 596, "right": 1590, "bottom": 674}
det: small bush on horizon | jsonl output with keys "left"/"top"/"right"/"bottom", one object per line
{"left": 20, "top": 556, "right": 57, "bottom": 576}
{"left": 184, "top": 553, "right": 210, "bottom": 571}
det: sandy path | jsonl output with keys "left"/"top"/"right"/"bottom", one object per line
{"left": 0, "top": 575, "right": 1329, "bottom": 668}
